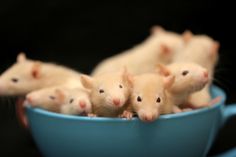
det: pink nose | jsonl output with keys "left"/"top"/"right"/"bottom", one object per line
{"left": 79, "top": 101, "right": 86, "bottom": 109}
{"left": 113, "top": 99, "right": 120, "bottom": 106}
{"left": 143, "top": 115, "right": 154, "bottom": 122}
{"left": 203, "top": 71, "right": 208, "bottom": 78}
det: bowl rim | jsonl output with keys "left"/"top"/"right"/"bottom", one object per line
{"left": 25, "top": 85, "right": 226, "bottom": 122}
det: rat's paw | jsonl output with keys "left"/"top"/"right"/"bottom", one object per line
{"left": 119, "top": 110, "right": 133, "bottom": 120}
{"left": 172, "top": 105, "right": 182, "bottom": 113}
{"left": 181, "top": 108, "right": 193, "bottom": 112}
{"left": 87, "top": 113, "right": 97, "bottom": 117}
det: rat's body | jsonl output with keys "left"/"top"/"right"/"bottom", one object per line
{"left": 126, "top": 73, "right": 175, "bottom": 122}
{"left": 81, "top": 70, "right": 132, "bottom": 117}
{"left": 0, "top": 53, "right": 83, "bottom": 96}
{"left": 91, "top": 26, "right": 185, "bottom": 76}
{"left": 174, "top": 33, "right": 219, "bottom": 107}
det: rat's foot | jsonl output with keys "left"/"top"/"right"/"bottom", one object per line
{"left": 172, "top": 105, "right": 182, "bottom": 113}
{"left": 87, "top": 113, "right": 97, "bottom": 117}
{"left": 181, "top": 108, "right": 193, "bottom": 112}
{"left": 119, "top": 110, "right": 133, "bottom": 120}
{"left": 208, "top": 96, "right": 222, "bottom": 106}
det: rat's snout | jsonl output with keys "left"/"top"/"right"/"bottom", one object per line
{"left": 139, "top": 111, "right": 158, "bottom": 122}
{"left": 79, "top": 100, "right": 86, "bottom": 109}
{"left": 112, "top": 98, "right": 121, "bottom": 106}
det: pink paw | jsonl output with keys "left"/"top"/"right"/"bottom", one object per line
{"left": 119, "top": 110, "right": 133, "bottom": 120}
{"left": 87, "top": 113, "right": 97, "bottom": 117}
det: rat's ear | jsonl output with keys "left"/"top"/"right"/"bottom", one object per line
{"left": 54, "top": 89, "right": 66, "bottom": 104}
{"left": 160, "top": 44, "right": 171, "bottom": 55}
{"left": 17, "top": 52, "right": 27, "bottom": 63}
{"left": 163, "top": 75, "right": 175, "bottom": 89}
{"left": 31, "top": 61, "right": 42, "bottom": 79}
{"left": 80, "top": 75, "right": 94, "bottom": 90}
{"left": 156, "top": 63, "right": 170, "bottom": 76}
{"left": 210, "top": 41, "right": 220, "bottom": 56}
{"left": 150, "top": 25, "right": 165, "bottom": 34}
{"left": 122, "top": 67, "right": 134, "bottom": 88}
{"left": 182, "top": 30, "right": 193, "bottom": 43}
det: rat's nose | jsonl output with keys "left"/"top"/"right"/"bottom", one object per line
{"left": 143, "top": 115, "right": 154, "bottom": 122}
{"left": 79, "top": 100, "right": 86, "bottom": 109}
{"left": 113, "top": 98, "right": 120, "bottom": 106}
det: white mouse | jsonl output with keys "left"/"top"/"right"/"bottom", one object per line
{"left": 26, "top": 87, "right": 92, "bottom": 115}
{"left": 80, "top": 69, "right": 132, "bottom": 117}
{"left": 0, "top": 53, "right": 83, "bottom": 96}
{"left": 174, "top": 31, "right": 220, "bottom": 107}
{"left": 123, "top": 72, "right": 175, "bottom": 122}
{"left": 156, "top": 62, "right": 209, "bottom": 110}
{"left": 91, "top": 26, "right": 185, "bottom": 76}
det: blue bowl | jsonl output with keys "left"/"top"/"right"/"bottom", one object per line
{"left": 25, "top": 85, "right": 236, "bottom": 157}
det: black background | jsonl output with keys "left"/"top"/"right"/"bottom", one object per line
{"left": 0, "top": 0, "right": 236, "bottom": 156}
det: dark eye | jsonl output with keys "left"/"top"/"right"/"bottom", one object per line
{"left": 156, "top": 97, "right": 161, "bottom": 103}
{"left": 182, "top": 70, "right": 189, "bottom": 76}
{"left": 119, "top": 84, "right": 123, "bottom": 88}
{"left": 49, "top": 96, "right": 55, "bottom": 100}
{"left": 99, "top": 89, "right": 104, "bottom": 93}
{"left": 69, "top": 98, "right": 74, "bottom": 104}
{"left": 11, "top": 78, "right": 19, "bottom": 83}
{"left": 137, "top": 96, "right": 142, "bottom": 102}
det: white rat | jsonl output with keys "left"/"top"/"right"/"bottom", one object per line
{"left": 91, "top": 26, "right": 185, "bottom": 76}
{"left": 123, "top": 73, "right": 175, "bottom": 122}
{"left": 174, "top": 31, "right": 220, "bottom": 107}
{"left": 80, "top": 69, "right": 132, "bottom": 117}
{"left": 156, "top": 62, "right": 209, "bottom": 110}
{"left": 0, "top": 53, "right": 83, "bottom": 96}
{"left": 26, "top": 87, "right": 92, "bottom": 115}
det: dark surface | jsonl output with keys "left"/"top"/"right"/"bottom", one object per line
{"left": 0, "top": 0, "right": 236, "bottom": 156}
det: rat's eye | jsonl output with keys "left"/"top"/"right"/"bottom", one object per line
{"left": 182, "top": 70, "right": 189, "bottom": 76}
{"left": 69, "top": 98, "right": 74, "bottom": 104}
{"left": 11, "top": 78, "right": 19, "bottom": 83}
{"left": 49, "top": 96, "right": 55, "bottom": 100}
{"left": 119, "top": 84, "right": 123, "bottom": 88}
{"left": 137, "top": 96, "right": 142, "bottom": 102}
{"left": 156, "top": 97, "right": 161, "bottom": 103}
{"left": 99, "top": 89, "right": 104, "bottom": 94}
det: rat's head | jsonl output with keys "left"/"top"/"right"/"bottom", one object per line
{"left": 183, "top": 31, "right": 220, "bottom": 67}
{"left": 81, "top": 69, "right": 132, "bottom": 109}
{"left": 63, "top": 88, "right": 92, "bottom": 114}
{"left": 129, "top": 73, "right": 175, "bottom": 122}
{"left": 157, "top": 63, "right": 209, "bottom": 94}
{"left": 26, "top": 87, "right": 66, "bottom": 111}
{"left": 0, "top": 53, "right": 43, "bottom": 96}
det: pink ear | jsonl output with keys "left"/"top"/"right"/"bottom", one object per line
{"left": 211, "top": 41, "right": 220, "bottom": 56}
{"left": 163, "top": 75, "right": 175, "bottom": 89}
{"left": 31, "top": 62, "right": 41, "bottom": 79}
{"left": 54, "top": 89, "right": 65, "bottom": 104}
{"left": 182, "top": 30, "right": 193, "bottom": 43}
{"left": 160, "top": 44, "right": 171, "bottom": 54}
{"left": 17, "top": 52, "right": 27, "bottom": 62}
{"left": 156, "top": 64, "right": 170, "bottom": 76}
{"left": 150, "top": 25, "right": 165, "bottom": 34}
{"left": 80, "top": 75, "right": 94, "bottom": 90}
